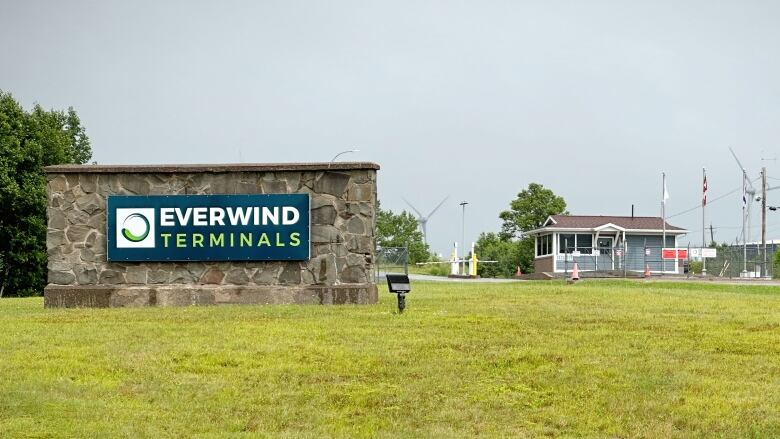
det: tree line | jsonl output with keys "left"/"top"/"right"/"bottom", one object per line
{"left": 0, "top": 92, "right": 92, "bottom": 297}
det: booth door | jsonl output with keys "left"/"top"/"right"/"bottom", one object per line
{"left": 597, "top": 237, "right": 614, "bottom": 270}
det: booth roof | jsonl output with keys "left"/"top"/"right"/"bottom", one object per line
{"left": 543, "top": 215, "right": 686, "bottom": 231}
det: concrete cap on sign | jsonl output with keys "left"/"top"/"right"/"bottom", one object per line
{"left": 44, "top": 162, "right": 381, "bottom": 174}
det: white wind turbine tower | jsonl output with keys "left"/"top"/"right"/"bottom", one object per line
{"left": 403, "top": 196, "right": 449, "bottom": 246}
{"left": 729, "top": 147, "right": 757, "bottom": 243}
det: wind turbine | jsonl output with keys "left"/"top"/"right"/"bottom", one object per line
{"left": 729, "top": 147, "right": 757, "bottom": 243}
{"left": 403, "top": 196, "right": 449, "bottom": 245}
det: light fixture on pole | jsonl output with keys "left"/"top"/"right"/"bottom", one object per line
{"left": 459, "top": 201, "right": 468, "bottom": 275}
{"left": 329, "top": 149, "right": 360, "bottom": 164}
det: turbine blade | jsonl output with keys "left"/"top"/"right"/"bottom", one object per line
{"left": 402, "top": 197, "right": 424, "bottom": 218}
{"left": 729, "top": 147, "right": 746, "bottom": 172}
{"left": 426, "top": 196, "right": 450, "bottom": 218}
{"left": 730, "top": 147, "right": 756, "bottom": 189}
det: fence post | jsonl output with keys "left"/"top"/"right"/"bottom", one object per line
{"left": 687, "top": 243, "right": 690, "bottom": 278}
{"left": 623, "top": 240, "right": 627, "bottom": 278}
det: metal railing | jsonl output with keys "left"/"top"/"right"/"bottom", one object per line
{"left": 560, "top": 245, "right": 628, "bottom": 276}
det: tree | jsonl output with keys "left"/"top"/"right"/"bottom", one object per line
{"left": 472, "top": 183, "right": 568, "bottom": 277}
{"left": 499, "top": 183, "right": 568, "bottom": 240}
{"left": 376, "top": 206, "right": 430, "bottom": 264}
{"left": 475, "top": 233, "right": 522, "bottom": 277}
{"left": 0, "top": 92, "right": 92, "bottom": 297}
{"left": 474, "top": 232, "right": 535, "bottom": 277}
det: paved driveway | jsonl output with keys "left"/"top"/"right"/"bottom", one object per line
{"left": 378, "top": 272, "right": 523, "bottom": 283}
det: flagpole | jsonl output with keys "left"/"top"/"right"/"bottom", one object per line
{"left": 662, "top": 172, "right": 666, "bottom": 274}
{"left": 702, "top": 167, "right": 707, "bottom": 276}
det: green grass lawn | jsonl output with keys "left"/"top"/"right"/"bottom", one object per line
{"left": 2, "top": 280, "right": 780, "bottom": 438}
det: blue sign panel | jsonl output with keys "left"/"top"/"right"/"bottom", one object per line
{"left": 107, "top": 194, "right": 310, "bottom": 262}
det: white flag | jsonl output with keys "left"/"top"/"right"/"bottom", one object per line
{"left": 663, "top": 180, "right": 670, "bottom": 204}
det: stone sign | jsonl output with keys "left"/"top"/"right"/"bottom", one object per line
{"left": 44, "top": 162, "right": 379, "bottom": 307}
{"left": 107, "top": 194, "right": 311, "bottom": 261}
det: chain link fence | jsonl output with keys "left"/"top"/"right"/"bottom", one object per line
{"left": 375, "top": 247, "right": 408, "bottom": 278}
{"left": 559, "top": 244, "right": 776, "bottom": 278}
{"left": 559, "top": 245, "right": 638, "bottom": 277}
{"left": 704, "top": 244, "right": 774, "bottom": 278}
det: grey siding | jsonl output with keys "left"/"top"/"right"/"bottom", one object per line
{"left": 626, "top": 234, "right": 677, "bottom": 272}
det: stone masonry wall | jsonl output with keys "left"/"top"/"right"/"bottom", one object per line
{"left": 44, "top": 163, "right": 379, "bottom": 306}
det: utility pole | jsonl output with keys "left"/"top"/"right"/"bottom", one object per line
{"left": 459, "top": 201, "right": 468, "bottom": 276}
{"left": 710, "top": 223, "right": 714, "bottom": 246}
{"left": 762, "top": 167, "right": 767, "bottom": 277}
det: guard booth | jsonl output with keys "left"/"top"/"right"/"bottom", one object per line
{"left": 526, "top": 215, "right": 688, "bottom": 275}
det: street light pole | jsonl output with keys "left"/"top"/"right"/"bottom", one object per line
{"left": 459, "top": 201, "right": 468, "bottom": 276}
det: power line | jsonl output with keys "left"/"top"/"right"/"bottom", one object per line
{"left": 666, "top": 177, "right": 760, "bottom": 220}
{"left": 761, "top": 221, "right": 780, "bottom": 233}
{"left": 686, "top": 225, "right": 742, "bottom": 233}
{"left": 667, "top": 187, "right": 739, "bottom": 219}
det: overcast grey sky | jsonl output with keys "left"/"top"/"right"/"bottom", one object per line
{"left": 3, "top": 0, "right": 780, "bottom": 255}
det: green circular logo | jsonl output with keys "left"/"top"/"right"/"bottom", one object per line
{"left": 122, "top": 213, "right": 150, "bottom": 242}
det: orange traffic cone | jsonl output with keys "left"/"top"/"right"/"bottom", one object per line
{"left": 644, "top": 264, "right": 651, "bottom": 278}
{"left": 570, "top": 263, "right": 579, "bottom": 281}
{"left": 515, "top": 266, "right": 522, "bottom": 277}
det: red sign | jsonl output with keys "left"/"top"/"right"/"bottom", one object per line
{"left": 662, "top": 248, "right": 688, "bottom": 260}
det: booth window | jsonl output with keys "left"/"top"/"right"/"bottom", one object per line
{"left": 536, "top": 234, "right": 552, "bottom": 256}
{"left": 559, "top": 234, "right": 575, "bottom": 253}
{"left": 576, "top": 234, "right": 592, "bottom": 254}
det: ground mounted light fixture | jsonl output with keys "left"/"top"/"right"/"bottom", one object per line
{"left": 386, "top": 273, "right": 411, "bottom": 313}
